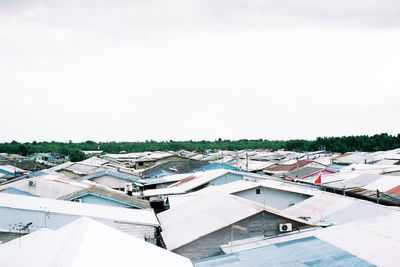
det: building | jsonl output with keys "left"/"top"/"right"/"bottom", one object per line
{"left": 0, "top": 217, "right": 192, "bottom": 267}
{"left": 0, "top": 193, "right": 160, "bottom": 244}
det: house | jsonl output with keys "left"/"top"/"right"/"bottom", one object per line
{"left": 59, "top": 185, "right": 151, "bottom": 209}
{"left": 199, "top": 212, "right": 400, "bottom": 267}
{"left": 0, "top": 193, "right": 160, "bottom": 244}
{"left": 191, "top": 162, "right": 239, "bottom": 172}
{"left": 50, "top": 162, "right": 106, "bottom": 179}
{"left": 321, "top": 172, "right": 400, "bottom": 205}
{"left": 77, "top": 170, "right": 140, "bottom": 191}
{"left": 285, "top": 166, "right": 336, "bottom": 182}
{"left": 0, "top": 158, "right": 39, "bottom": 171}
{"left": 0, "top": 174, "right": 88, "bottom": 199}
{"left": 194, "top": 235, "right": 375, "bottom": 266}
{"left": 134, "top": 153, "right": 193, "bottom": 170}
{"left": 0, "top": 165, "right": 26, "bottom": 180}
{"left": 0, "top": 217, "right": 192, "bottom": 267}
{"left": 157, "top": 190, "right": 313, "bottom": 260}
{"left": 141, "top": 159, "right": 209, "bottom": 178}
{"left": 27, "top": 152, "right": 65, "bottom": 165}
{"left": 142, "top": 169, "right": 256, "bottom": 199}
{"left": 264, "top": 160, "right": 326, "bottom": 177}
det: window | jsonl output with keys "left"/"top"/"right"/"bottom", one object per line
{"left": 256, "top": 188, "right": 261, "bottom": 194}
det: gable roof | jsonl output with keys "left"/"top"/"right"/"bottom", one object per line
{"left": 282, "top": 191, "right": 397, "bottom": 225}
{"left": 141, "top": 160, "right": 208, "bottom": 177}
{"left": 0, "top": 174, "right": 88, "bottom": 199}
{"left": 158, "top": 191, "right": 313, "bottom": 251}
{"left": 0, "top": 217, "right": 192, "bottom": 267}
{"left": 264, "top": 160, "right": 315, "bottom": 173}
{"left": 285, "top": 166, "right": 325, "bottom": 179}
{"left": 59, "top": 185, "right": 151, "bottom": 209}
{"left": 0, "top": 193, "right": 159, "bottom": 227}
{"left": 143, "top": 169, "right": 231, "bottom": 197}
{"left": 77, "top": 170, "right": 140, "bottom": 182}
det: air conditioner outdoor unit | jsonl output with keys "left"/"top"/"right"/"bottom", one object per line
{"left": 279, "top": 223, "right": 292, "bottom": 232}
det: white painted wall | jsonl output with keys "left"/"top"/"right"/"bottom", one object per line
{"left": 233, "top": 187, "right": 310, "bottom": 210}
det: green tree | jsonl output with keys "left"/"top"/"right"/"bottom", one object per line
{"left": 69, "top": 149, "right": 87, "bottom": 162}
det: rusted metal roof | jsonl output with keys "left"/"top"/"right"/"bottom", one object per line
{"left": 386, "top": 185, "right": 400, "bottom": 195}
{"left": 265, "top": 160, "right": 314, "bottom": 172}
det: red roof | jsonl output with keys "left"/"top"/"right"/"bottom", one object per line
{"left": 264, "top": 160, "right": 314, "bottom": 172}
{"left": 386, "top": 185, "right": 400, "bottom": 196}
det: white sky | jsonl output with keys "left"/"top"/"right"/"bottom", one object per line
{"left": 1, "top": 0, "right": 399, "bottom": 142}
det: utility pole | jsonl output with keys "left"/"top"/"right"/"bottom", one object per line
{"left": 246, "top": 153, "right": 248, "bottom": 172}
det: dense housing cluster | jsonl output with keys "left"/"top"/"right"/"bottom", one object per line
{"left": 0, "top": 147, "right": 399, "bottom": 266}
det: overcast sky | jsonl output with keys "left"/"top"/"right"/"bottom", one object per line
{"left": 1, "top": 0, "right": 399, "bottom": 142}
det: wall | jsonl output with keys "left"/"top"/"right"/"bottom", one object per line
{"left": 172, "top": 211, "right": 309, "bottom": 261}
{"left": 0, "top": 206, "right": 156, "bottom": 241}
{"left": 233, "top": 187, "right": 310, "bottom": 210}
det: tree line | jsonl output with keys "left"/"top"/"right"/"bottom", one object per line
{"left": 1, "top": 133, "right": 399, "bottom": 156}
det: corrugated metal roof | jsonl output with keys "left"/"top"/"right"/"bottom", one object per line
{"left": 326, "top": 173, "right": 382, "bottom": 190}
{"left": 362, "top": 175, "right": 400, "bottom": 192}
{"left": 0, "top": 217, "right": 192, "bottom": 267}
{"left": 158, "top": 191, "right": 312, "bottom": 251}
{"left": 386, "top": 185, "right": 400, "bottom": 195}
{"left": 283, "top": 192, "right": 397, "bottom": 225}
{"left": 0, "top": 193, "right": 159, "bottom": 227}
{"left": 0, "top": 174, "right": 88, "bottom": 199}
{"left": 194, "top": 236, "right": 374, "bottom": 267}
{"left": 285, "top": 166, "right": 324, "bottom": 179}
{"left": 78, "top": 170, "right": 140, "bottom": 182}
{"left": 264, "top": 160, "right": 314, "bottom": 173}
{"left": 143, "top": 169, "right": 230, "bottom": 197}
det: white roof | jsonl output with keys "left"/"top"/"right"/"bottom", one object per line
{"left": 0, "top": 174, "right": 88, "bottom": 198}
{"left": 158, "top": 190, "right": 311, "bottom": 251}
{"left": 283, "top": 193, "right": 356, "bottom": 225}
{"left": 234, "top": 159, "right": 276, "bottom": 172}
{"left": 0, "top": 165, "right": 26, "bottom": 173}
{"left": 0, "top": 193, "right": 159, "bottom": 227}
{"left": 282, "top": 191, "right": 397, "bottom": 225}
{"left": 0, "top": 217, "right": 192, "bottom": 267}
{"left": 339, "top": 163, "right": 400, "bottom": 174}
{"left": 143, "top": 169, "right": 230, "bottom": 197}
{"left": 79, "top": 156, "right": 109, "bottom": 166}
{"left": 373, "top": 159, "right": 399, "bottom": 165}
{"left": 362, "top": 174, "right": 400, "bottom": 192}
{"left": 139, "top": 172, "right": 195, "bottom": 185}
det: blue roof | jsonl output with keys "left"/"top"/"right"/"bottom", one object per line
{"left": 27, "top": 171, "right": 48, "bottom": 178}
{"left": 0, "top": 187, "right": 39, "bottom": 197}
{"left": 0, "top": 169, "right": 22, "bottom": 176}
{"left": 327, "top": 164, "right": 347, "bottom": 172}
{"left": 193, "top": 236, "right": 375, "bottom": 267}
{"left": 77, "top": 170, "right": 139, "bottom": 182}
{"left": 191, "top": 163, "right": 239, "bottom": 173}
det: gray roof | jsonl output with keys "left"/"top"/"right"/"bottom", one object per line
{"left": 141, "top": 160, "right": 208, "bottom": 177}
{"left": 58, "top": 186, "right": 151, "bottom": 209}
{"left": 286, "top": 166, "right": 324, "bottom": 178}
